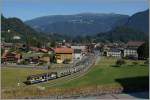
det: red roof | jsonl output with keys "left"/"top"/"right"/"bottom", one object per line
{"left": 54, "top": 47, "right": 73, "bottom": 53}
{"left": 30, "top": 46, "right": 40, "bottom": 51}
{"left": 39, "top": 48, "right": 48, "bottom": 53}
{"left": 127, "top": 41, "right": 144, "bottom": 47}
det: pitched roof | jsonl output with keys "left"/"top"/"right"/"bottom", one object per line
{"left": 108, "top": 48, "right": 121, "bottom": 52}
{"left": 127, "top": 41, "right": 144, "bottom": 47}
{"left": 54, "top": 47, "right": 73, "bottom": 53}
{"left": 39, "top": 48, "right": 48, "bottom": 53}
{"left": 2, "top": 51, "right": 21, "bottom": 58}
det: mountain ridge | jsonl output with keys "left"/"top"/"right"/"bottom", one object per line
{"left": 1, "top": 15, "right": 49, "bottom": 46}
{"left": 25, "top": 13, "right": 129, "bottom": 36}
{"left": 125, "top": 9, "right": 149, "bottom": 33}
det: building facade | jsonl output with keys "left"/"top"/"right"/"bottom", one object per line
{"left": 54, "top": 47, "right": 74, "bottom": 64}
{"left": 2, "top": 51, "right": 22, "bottom": 64}
{"left": 123, "top": 41, "right": 144, "bottom": 58}
{"left": 71, "top": 46, "right": 86, "bottom": 60}
{"left": 123, "top": 48, "right": 138, "bottom": 57}
{"left": 107, "top": 48, "right": 121, "bottom": 58}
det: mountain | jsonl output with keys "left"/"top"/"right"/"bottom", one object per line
{"left": 25, "top": 13, "right": 129, "bottom": 36}
{"left": 93, "top": 9, "right": 149, "bottom": 43}
{"left": 126, "top": 9, "right": 149, "bottom": 33}
{"left": 95, "top": 26, "right": 148, "bottom": 43}
{"left": 1, "top": 15, "right": 48, "bottom": 46}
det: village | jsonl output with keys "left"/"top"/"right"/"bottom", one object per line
{"left": 1, "top": 40, "right": 146, "bottom": 67}
{"left": 1, "top": 0, "right": 149, "bottom": 99}
{"left": 1, "top": 38, "right": 149, "bottom": 98}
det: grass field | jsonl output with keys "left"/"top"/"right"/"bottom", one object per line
{"left": 1, "top": 57, "right": 149, "bottom": 90}
{"left": 1, "top": 67, "right": 49, "bottom": 89}
{"left": 1, "top": 57, "right": 149, "bottom": 99}
{"left": 49, "top": 57, "right": 149, "bottom": 89}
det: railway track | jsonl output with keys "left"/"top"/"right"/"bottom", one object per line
{"left": 35, "top": 55, "right": 98, "bottom": 88}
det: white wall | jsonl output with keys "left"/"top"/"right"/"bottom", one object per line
{"left": 73, "top": 53, "right": 82, "bottom": 60}
{"left": 124, "top": 49, "right": 138, "bottom": 57}
{"left": 107, "top": 51, "right": 121, "bottom": 57}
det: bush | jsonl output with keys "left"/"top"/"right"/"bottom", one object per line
{"left": 38, "top": 60, "right": 47, "bottom": 65}
{"left": 116, "top": 59, "right": 126, "bottom": 66}
{"left": 125, "top": 55, "right": 138, "bottom": 60}
{"left": 132, "top": 61, "right": 138, "bottom": 65}
{"left": 38, "top": 62, "right": 45, "bottom": 66}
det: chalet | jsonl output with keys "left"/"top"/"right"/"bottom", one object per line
{"left": 54, "top": 47, "right": 74, "bottom": 64}
{"left": 106, "top": 48, "right": 122, "bottom": 58}
{"left": 123, "top": 41, "right": 144, "bottom": 58}
{"left": 1, "top": 50, "right": 22, "bottom": 64}
{"left": 39, "top": 56, "right": 50, "bottom": 64}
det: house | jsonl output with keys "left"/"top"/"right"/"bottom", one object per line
{"left": 106, "top": 48, "right": 122, "bottom": 58}
{"left": 71, "top": 46, "right": 86, "bottom": 60}
{"left": 24, "top": 55, "right": 50, "bottom": 65}
{"left": 73, "top": 49, "right": 82, "bottom": 60}
{"left": 39, "top": 56, "right": 50, "bottom": 64}
{"left": 54, "top": 47, "right": 74, "bottom": 64}
{"left": 1, "top": 42, "right": 14, "bottom": 49}
{"left": 123, "top": 41, "right": 144, "bottom": 58}
{"left": 126, "top": 41, "right": 144, "bottom": 48}
{"left": 39, "top": 53, "right": 51, "bottom": 64}
{"left": 1, "top": 50, "right": 22, "bottom": 64}
{"left": 29, "top": 46, "right": 40, "bottom": 52}
{"left": 25, "top": 56, "right": 40, "bottom": 64}
{"left": 124, "top": 47, "right": 138, "bottom": 58}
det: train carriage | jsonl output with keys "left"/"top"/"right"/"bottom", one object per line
{"left": 25, "top": 72, "right": 57, "bottom": 85}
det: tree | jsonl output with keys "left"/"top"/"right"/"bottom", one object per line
{"left": 116, "top": 59, "right": 126, "bottom": 66}
{"left": 50, "top": 52, "right": 56, "bottom": 63}
{"left": 50, "top": 40, "right": 56, "bottom": 47}
{"left": 137, "top": 41, "right": 149, "bottom": 59}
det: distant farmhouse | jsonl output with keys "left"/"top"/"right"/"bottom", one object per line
{"left": 54, "top": 47, "right": 74, "bottom": 64}
{"left": 1, "top": 50, "right": 22, "bottom": 64}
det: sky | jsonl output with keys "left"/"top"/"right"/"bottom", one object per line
{"left": 2, "top": 0, "right": 149, "bottom": 21}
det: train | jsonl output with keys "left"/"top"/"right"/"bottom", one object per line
{"left": 25, "top": 65, "right": 86, "bottom": 85}
{"left": 25, "top": 55, "right": 95, "bottom": 85}
{"left": 24, "top": 63, "right": 89, "bottom": 85}
{"left": 25, "top": 72, "right": 57, "bottom": 85}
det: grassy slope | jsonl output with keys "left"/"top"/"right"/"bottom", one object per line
{"left": 51, "top": 57, "right": 149, "bottom": 88}
{"left": 1, "top": 68, "right": 49, "bottom": 88}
